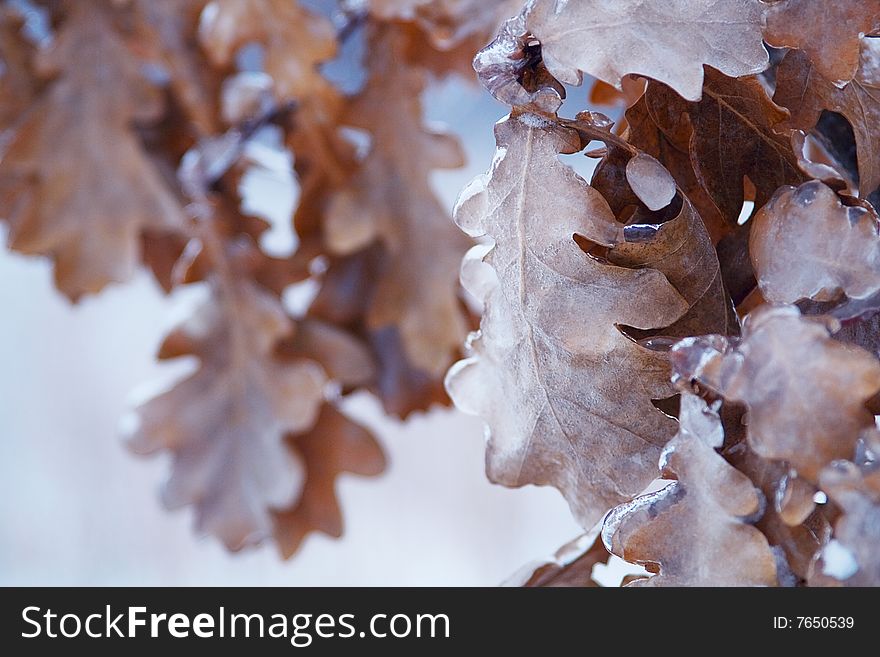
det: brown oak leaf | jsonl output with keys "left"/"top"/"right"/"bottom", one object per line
{"left": 0, "top": 2, "right": 186, "bottom": 299}
{"left": 504, "top": 530, "right": 607, "bottom": 587}
{"left": 810, "top": 460, "right": 880, "bottom": 586}
{"left": 273, "top": 404, "right": 386, "bottom": 558}
{"left": 763, "top": 0, "right": 880, "bottom": 85}
{"left": 774, "top": 42, "right": 880, "bottom": 197}
{"left": 602, "top": 393, "right": 778, "bottom": 586}
{"left": 322, "top": 24, "right": 470, "bottom": 377}
{"left": 198, "top": 0, "right": 336, "bottom": 104}
{"left": 652, "top": 70, "right": 805, "bottom": 228}
{"left": 126, "top": 234, "right": 329, "bottom": 551}
{"left": 670, "top": 306, "right": 880, "bottom": 482}
{"left": 721, "top": 404, "right": 831, "bottom": 583}
{"left": 525, "top": 0, "right": 768, "bottom": 101}
{"left": 446, "top": 109, "right": 689, "bottom": 529}
{"left": 751, "top": 180, "right": 880, "bottom": 306}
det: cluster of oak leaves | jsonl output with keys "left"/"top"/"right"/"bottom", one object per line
{"left": 2, "top": 0, "right": 880, "bottom": 587}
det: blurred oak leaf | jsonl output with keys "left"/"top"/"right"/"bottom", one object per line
{"left": 0, "top": 2, "right": 186, "bottom": 299}
{"left": 127, "top": 238, "right": 328, "bottom": 551}
{"left": 323, "top": 24, "right": 470, "bottom": 377}
{"left": 198, "top": 0, "right": 336, "bottom": 104}
{"left": 273, "top": 404, "right": 386, "bottom": 558}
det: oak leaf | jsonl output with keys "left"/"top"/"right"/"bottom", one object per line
{"left": 198, "top": 0, "right": 336, "bottom": 104}
{"left": 0, "top": 3, "right": 186, "bottom": 299}
{"left": 323, "top": 24, "right": 470, "bottom": 377}
{"left": 305, "top": 248, "right": 453, "bottom": 417}
{"left": 774, "top": 42, "right": 880, "bottom": 197}
{"left": 650, "top": 71, "right": 805, "bottom": 227}
{"left": 750, "top": 180, "right": 880, "bottom": 306}
{"left": 131, "top": 0, "right": 221, "bottom": 136}
{"left": 811, "top": 460, "right": 880, "bottom": 586}
{"left": 446, "top": 110, "right": 689, "bottom": 528}
{"left": 525, "top": 0, "right": 768, "bottom": 102}
{"left": 720, "top": 404, "right": 831, "bottom": 583}
{"left": 602, "top": 393, "right": 777, "bottom": 586}
{"left": 763, "top": 0, "right": 880, "bottom": 85}
{"left": 127, "top": 239, "right": 328, "bottom": 550}
{"left": 273, "top": 404, "right": 385, "bottom": 558}
{"left": 670, "top": 306, "right": 880, "bottom": 482}
{"left": 504, "top": 530, "right": 607, "bottom": 587}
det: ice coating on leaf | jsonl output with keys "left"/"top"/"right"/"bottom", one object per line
{"left": 670, "top": 306, "right": 880, "bottom": 483}
{"left": 819, "top": 540, "right": 859, "bottom": 581}
{"left": 603, "top": 394, "right": 777, "bottom": 586}
{"left": 763, "top": 0, "right": 880, "bottom": 85}
{"left": 751, "top": 181, "right": 880, "bottom": 306}
{"left": 774, "top": 470, "right": 816, "bottom": 527}
{"left": 790, "top": 131, "right": 850, "bottom": 191}
{"left": 625, "top": 153, "right": 676, "bottom": 211}
{"left": 810, "top": 461, "right": 880, "bottom": 586}
{"left": 721, "top": 422, "right": 831, "bottom": 583}
{"left": 526, "top": 0, "right": 768, "bottom": 102}
{"left": 607, "top": 193, "right": 734, "bottom": 339}
{"left": 472, "top": 9, "right": 563, "bottom": 112}
{"left": 446, "top": 111, "right": 690, "bottom": 529}
{"left": 126, "top": 278, "right": 326, "bottom": 551}
{"left": 0, "top": 3, "right": 186, "bottom": 299}
{"left": 775, "top": 40, "right": 880, "bottom": 196}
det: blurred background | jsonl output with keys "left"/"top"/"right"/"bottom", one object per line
{"left": 0, "top": 76, "right": 594, "bottom": 586}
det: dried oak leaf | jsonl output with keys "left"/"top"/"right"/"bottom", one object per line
{"left": 504, "top": 529, "right": 607, "bottom": 587}
{"left": 810, "top": 460, "right": 880, "bottom": 586}
{"left": 273, "top": 404, "right": 385, "bottom": 558}
{"left": 0, "top": 8, "right": 38, "bottom": 131}
{"left": 623, "top": 92, "right": 730, "bottom": 243}
{"left": 751, "top": 180, "right": 880, "bottom": 306}
{"left": 323, "top": 24, "right": 470, "bottom": 377}
{"left": 198, "top": 0, "right": 337, "bottom": 103}
{"left": 446, "top": 110, "right": 689, "bottom": 529}
{"left": 306, "top": 248, "right": 453, "bottom": 418}
{"left": 367, "top": 0, "right": 521, "bottom": 49}
{"left": 0, "top": 2, "right": 186, "bottom": 299}
{"left": 604, "top": 187, "right": 734, "bottom": 339}
{"left": 126, "top": 239, "right": 329, "bottom": 550}
{"left": 721, "top": 404, "right": 831, "bottom": 583}
{"left": 472, "top": 9, "right": 565, "bottom": 112}
{"left": 602, "top": 393, "right": 777, "bottom": 586}
{"left": 670, "top": 306, "right": 880, "bottom": 483}
{"left": 581, "top": 118, "right": 733, "bottom": 338}
{"left": 130, "top": 0, "right": 221, "bottom": 136}
{"left": 763, "top": 0, "right": 880, "bottom": 85}
{"left": 525, "top": 0, "right": 768, "bottom": 102}
{"left": 649, "top": 70, "right": 805, "bottom": 228}
{"left": 774, "top": 42, "right": 880, "bottom": 196}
